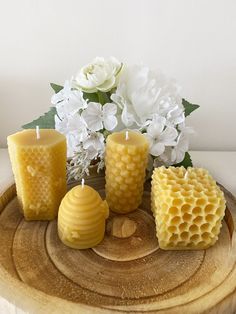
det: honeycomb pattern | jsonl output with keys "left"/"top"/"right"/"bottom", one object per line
{"left": 151, "top": 166, "right": 226, "bottom": 250}
{"left": 58, "top": 185, "right": 109, "bottom": 249}
{"left": 8, "top": 130, "right": 67, "bottom": 220}
{"left": 105, "top": 131, "right": 149, "bottom": 213}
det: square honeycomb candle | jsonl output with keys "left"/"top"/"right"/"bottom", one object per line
{"left": 151, "top": 166, "right": 226, "bottom": 250}
{"left": 7, "top": 129, "right": 67, "bottom": 220}
{"left": 105, "top": 131, "right": 149, "bottom": 213}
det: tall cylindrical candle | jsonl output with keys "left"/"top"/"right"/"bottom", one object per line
{"left": 105, "top": 130, "right": 149, "bottom": 213}
{"left": 7, "top": 129, "right": 67, "bottom": 220}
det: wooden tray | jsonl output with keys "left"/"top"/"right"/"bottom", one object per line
{"left": 1, "top": 174, "right": 236, "bottom": 314}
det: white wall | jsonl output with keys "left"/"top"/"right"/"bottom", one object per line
{"left": 0, "top": 0, "right": 236, "bottom": 150}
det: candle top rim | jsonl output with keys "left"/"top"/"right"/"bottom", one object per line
{"left": 107, "top": 130, "right": 149, "bottom": 147}
{"left": 7, "top": 129, "right": 66, "bottom": 147}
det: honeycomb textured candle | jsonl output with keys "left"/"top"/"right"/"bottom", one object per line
{"left": 105, "top": 131, "right": 149, "bottom": 213}
{"left": 151, "top": 167, "right": 226, "bottom": 250}
{"left": 58, "top": 185, "right": 109, "bottom": 249}
{"left": 7, "top": 129, "right": 67, "bottom": 220}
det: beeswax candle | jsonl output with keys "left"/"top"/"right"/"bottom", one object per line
{"left": 7, "top": 129, "right": 67, "bottom": 220}
{"left": 151, "top": 166, "right": 226, "bottom": 250}
{"left": 58, "top": 183, "right": 109, "bottom": 249}
{"left": 105, "top": 131, "right": 149, "bottom": 213}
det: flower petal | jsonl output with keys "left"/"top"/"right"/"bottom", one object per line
{"left": 159, "top": 147, "right": 173, "bottom": 165}
{"left": 146, "top": 120, "right": 164, "bottom": 138}
{"left": 86, "top": 102, "right": 102, "bottom": 116}
{"left": 150, "top": 142, "right": 165, "bottom": 156}
{"left": 82, "top": 114, "right": 103, "bottom": 131}
{"left": 177, "top": 133, "right": 189, "bottom": 152}
{"left": 121, "top": 103, "right": 135, "bottom": 127}
{"left": 144, "top": 133, "right": 154, "bottom": 147}
{"left": 83, "top": 133, "right": 104, "bottom": 152}
{"left": 174, "top": 149, "right": 185, "bottom": 163}
{"left": 170, "top": 148, "right": 177, "bottom": 163}
{"left": 51, "top": 92, "right": 63, "bottom": 105}
{"left": 81, "top": 102, "right": 103, "bottom": 131}
{"left": 97, "top": 76, "right": 116, "bottom": 92}
{"left": 103, "top": 103, "right": 117, "bottom": 116}
{"left": 159, "top": 127, "right": 178, "bottom": 145}
{"left": 86, "top": 146, "right": 98, "bottom": 160}
{"left": 66, "top": 133, "right": 81, "bottom": 158}
{"left": 103, "top": 115, "right": 117, "bottom": 131}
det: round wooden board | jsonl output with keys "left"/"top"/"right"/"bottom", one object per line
{"left": 1, "top": 175, "right": 236, "bottom": 314}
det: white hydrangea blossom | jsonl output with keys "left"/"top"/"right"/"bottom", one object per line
{"left": 52, "top": 80, "right": 87, "bottom": 119}
{"left": 81, "top": 102, "right": 117, "bottom": 132}
{"left": 144, "top": 115, "right": 178, "bottom": 157}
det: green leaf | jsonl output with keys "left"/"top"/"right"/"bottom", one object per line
{"left": 83, "top": 92, "right": 99, "bottom": 103}
{"left": 50, "top": 83, "right": 63, "bottom": 93}
{"left": 97, "top": 91, "right": 110, "bottom": 105}
{"left": 82, "top": 91, "right": 111, "bottom": 104}
{"left": 174, "top": 152, "right": 193, "bottom": 168}
{"left": 182, "top": 98, "right": 200, "bottom": 117}
{"left": 22, "top": 107, "right": 57, "bottom": 129}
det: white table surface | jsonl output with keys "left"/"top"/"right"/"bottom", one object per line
{"left": 0, "top": 148, "right": 236, "bottom": 313}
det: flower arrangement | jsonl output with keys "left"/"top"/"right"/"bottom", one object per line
{"left": 23, "top": 57, "right": 199, "bottom": 181}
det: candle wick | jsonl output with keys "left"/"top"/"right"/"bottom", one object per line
{"left": 81, "top": 178, "right": 85, "bottom": 188}
{"left": 125, "top": 131, "right": 129, "bottom": 141}
{"left": 184, "top": 171, "right": 188, "bottom": 180}
{"left": 36, "top": 126, "right": 40, "bottom": 140}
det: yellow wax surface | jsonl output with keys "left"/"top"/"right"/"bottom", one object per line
{"left": 58, "top": 185, "right": 109, "bottom": 249}
{"left": 109, "top": 131, "right": 148, "bottom": 147}
{"left": 8, "top": 129, "right": 66, "bottom": 146}
{"left": 7, "top": 129, "right": 67, "bottom": 220}
{"left": 151, "top": 166, "right": 226, "bottom": 250}
{"left": 105, "top": 131, "right": 149, "bottom": 214}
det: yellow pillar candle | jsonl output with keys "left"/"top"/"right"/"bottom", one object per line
{"left": 105, "top": 130, "right": 149, "bottom": 214}
{"left": 151, "top": 166, "right": 226, "bottom": 250}
{"left": 58, "top": 181, "right": 109, "bottom": 249}
{"left": 7, "top": 129, "right": 67, "bottom": 220}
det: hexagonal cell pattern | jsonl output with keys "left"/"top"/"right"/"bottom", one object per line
{"left": 8, "top": 130, "right": 67, "bottom": 220}
{"left": 151, "top": 166, "right": 226, "bottom": 250}
{"left": 105, "top": 132, "right": 149, "bottom": 213}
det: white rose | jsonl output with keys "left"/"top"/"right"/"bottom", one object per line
{"left": 74, "top": 57, "right": 122, "bottom": 93}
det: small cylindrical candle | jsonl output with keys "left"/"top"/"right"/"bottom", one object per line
{"left": 7, "top": 129, "right": 67, "bottom": 220}
{"left": 105, "top": 130, "right": 149, "bottom": 214}
{"left": 58, "top": 183, "right": 109, "bottom": 249}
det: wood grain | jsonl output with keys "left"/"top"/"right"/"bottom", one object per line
{"left": 0, "top": 174, "right": 236, "bottom": 313}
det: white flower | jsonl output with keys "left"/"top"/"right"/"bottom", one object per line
{"left": 178, "top": 122, "right": 195, "bottom": 135}
{"left": 160, "top": 130, "right": 191, "bottom": 165}
{"left": 166, "top": 105, "right": 185, "bottom": 126}
{"left": 83, "top": 132, "right": 105, "bottom": 160}
{"left": 81, "top": 102, "right": 117, "bottom": 132}
{"left": 74, "top": 57, "right": 122, "bottom": 93}
{"left": 144, "top": 115, "right": 178, "bottom": 156}
{"left": 158, "top": 97, "right": 176, "bottom": 116}
{"left": 55, "top": 114, "right": 88, "bottom": 158}
{"left": 111, "top": 65, "right": 182, "bottom": 129}
{"left": 52, "top": 80, "right": 87, "bottom": 119}
{"left": 172, "top": 132, "right": 189, "bottom": 163}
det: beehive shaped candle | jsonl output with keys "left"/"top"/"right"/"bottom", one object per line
{"left": 151, "top": 166, "right": 226, "bottom": 250}
{"left": 7, "top": 129, "right": 67, "bottom": 220}
{"left": 105, "top": 131, "right": 149, "bottom": 214}
{"left": 58, "top": 184, "right": 109, "bottom": 249}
